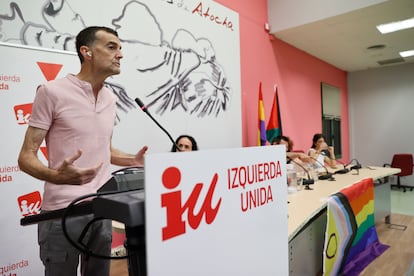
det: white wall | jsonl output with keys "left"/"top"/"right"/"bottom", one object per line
{"left": 348, "top": 62, "right": 414, "bottom": 185}
{"left": 267, "top": 0, "right": 385, "bottom": 32}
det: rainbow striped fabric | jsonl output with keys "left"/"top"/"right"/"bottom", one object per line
{"left": 323, "top": 177, "right": 389, "bottom": 275}
{"left": 257, "top": 82, "right": 266, "bottom": 146}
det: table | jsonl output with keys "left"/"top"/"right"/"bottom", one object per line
{"left": 287, "top": 166, "right": 400, "bottom": 275}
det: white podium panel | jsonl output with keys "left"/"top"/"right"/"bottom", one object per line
{"left": 145, "top": 146, "right": 288, "bottom": 276}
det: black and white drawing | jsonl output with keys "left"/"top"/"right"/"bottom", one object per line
{"left": 1, "top": 0, "right": 234, "bottom": 119}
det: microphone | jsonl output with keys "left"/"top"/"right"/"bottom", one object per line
{"left": 334, "top": 164, "right": 349, "bottom": 174}
{"left": 350, "top": 164, "right": 361, "bottom": 170}
{"left": 334, "top": 168, "right": 349, "bottom": 174}
{"left": 135, "top": 97, "right": 181, "bottom": 151}
{"left": 320, "top": 151, "right": 349, "bottom": 174}
{"left": 346, "top": 158, "right": 362, "bottom": 170}
{"left": 321, "top": 149, "right": 331, "bottom": 157}
{"left": 310, "top": 155, "right": 335, "bottom": 181}
{"left": 347, "top": 158, "right": 360, "bottom": 166}
{"left": 348, "top": 158, "right": 362, "bottom": 174}
{"left": 287, "top": 157, "right": 315, "bottom": 190}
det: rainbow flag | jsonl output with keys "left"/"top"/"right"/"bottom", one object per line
{"left": 266, "top": 86, "right": 282, "bottom": 144}
{"left": 257, "top": 82, "right": 266, "bottom": 146}
{"left": 323, "top": 178, "right": 389, "bottom": 275}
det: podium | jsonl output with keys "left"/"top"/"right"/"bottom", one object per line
{"left": 20, "top": 169, "right": 146, "bottom": 276}
{"left": 94, "top": 190, "right": 146, "bottom": 276}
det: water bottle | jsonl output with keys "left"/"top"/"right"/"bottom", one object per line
{"left": 286, "top": 163, "right": 297, "bottom": 193}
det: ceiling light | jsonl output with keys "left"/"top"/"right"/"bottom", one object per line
{"left": 376, "top": 17, "right": 414, "bottom": 34}
{"left": 400, "top": 50, "right": 414, "bottom": 58}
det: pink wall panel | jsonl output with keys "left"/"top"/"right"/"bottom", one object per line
{"left": 216, "top": 0, "right": 349, "bottom": 162}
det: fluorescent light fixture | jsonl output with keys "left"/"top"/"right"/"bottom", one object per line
{"left": 400, "top": 50, "right": 414, "bottom": 58}
{"left": 376, "top": 17, "right": 414, "bottom": 34}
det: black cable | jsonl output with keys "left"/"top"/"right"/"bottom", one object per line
{"left": 77, "top": 216, "right": 105, "bottom": 249}
{"left": 61, "top": 189, "right": 134, "bottom": 260}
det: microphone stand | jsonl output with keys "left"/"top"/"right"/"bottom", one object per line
{"left": 135, "top": 98, "right": 181, "bottom": 151}
{"left": 321, "top": 152, "right": 349, "bottom": 174}
{"left": 288, "top": 158, "right": 315, "bottom": 190}
{"left": 334, "top": 163, "right": 349, "bottom": 174}
{"left": 347, "top": 158, "right": 362, "bottom": 175}
{"left": 310, "top": 155, "right": 335, "bottom": 181}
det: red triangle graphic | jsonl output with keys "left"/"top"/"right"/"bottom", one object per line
{"left": 37, "top": 62, "right": 63, "bottom": 81}
{"left": 40, "top": 146, "right": 48, "bottom": 160}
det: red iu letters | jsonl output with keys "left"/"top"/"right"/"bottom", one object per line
{"left": 161, "top": 166, "right": 222, "bottom": 241}
{"left": 17, "top": 191, "right": 42, "bottom": 216}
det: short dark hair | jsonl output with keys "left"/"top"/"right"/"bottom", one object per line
{"left": 75, "top": 26, "right": 118, "bottom": 63}
{"left": 171, "top": 135, "right": 198, "bottom": 152}
{"left": 272, "top": 135, "right": 293, "bottom": 151}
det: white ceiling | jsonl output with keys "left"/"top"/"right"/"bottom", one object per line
{"left": 270, "top": 0, "right": 414, "bottom": 72}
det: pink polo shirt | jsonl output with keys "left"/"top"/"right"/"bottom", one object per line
{"left": 29, "top": 74, "right": 117, "bottom": 210}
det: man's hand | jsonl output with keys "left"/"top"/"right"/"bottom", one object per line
{"left": 55, "top": 150, "right": 103, "bottom": 185}
{"left": 132, "top": 146, "right": 148, "bottom": 166}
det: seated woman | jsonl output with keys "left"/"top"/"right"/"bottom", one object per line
{"left": 307, "top": 133, "right": 336, "bottom": 169}
{"left": 171, "top": 134, "right": 198, "bottom": 152}
{"left": 272, "top": 135, "right": 311, "bottom": 163}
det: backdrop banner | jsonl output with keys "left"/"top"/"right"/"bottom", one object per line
{"left": 0, "top": 0, "right": 241, "bottom": 274}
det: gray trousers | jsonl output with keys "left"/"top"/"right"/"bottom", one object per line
{"left": 38, "top": 214, "right": 112, "bottom": 276}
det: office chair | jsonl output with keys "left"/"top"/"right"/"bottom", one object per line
{"left": 384, "top": 153, "right": 414, "bottom": 192}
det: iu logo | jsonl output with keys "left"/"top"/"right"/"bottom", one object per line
{"left": 17, "top": 191, "right": 42, "bottom": 216}
{"left": 161, "top": 166, "right": 222, "bottom": 241}
{"left": 14, "top": 103, "right": 32, "bottom": 125}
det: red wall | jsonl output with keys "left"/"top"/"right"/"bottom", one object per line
{"left": 216, "top": 0, "right": 349, "bottom": 162}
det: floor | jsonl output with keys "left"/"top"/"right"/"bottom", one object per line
{"left": 358, "top": 189, "right": 414, "bottom": 276}
{"left": 391, "top": 188, "right": 414, "bottom": 216}
{"left": 110, "top": 189, "right": 414, "bottom": 276}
